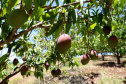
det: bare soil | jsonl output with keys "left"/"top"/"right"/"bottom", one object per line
{"left": 8, "top": 55, "right": 126, "bottom": 84}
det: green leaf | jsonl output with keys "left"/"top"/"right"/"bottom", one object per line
{"left": 71, "top": 9, "right": 77, "bottom": 24}
{"left": 90, "top": 23, "right": 97, "bottom": 30}
{"left": 100, "top": 34, "right": 104, "bottom": 43}
{"left": 0, "top": 73, "right": 2, "bottom": 78}
{"left": 55, "top": 0, "right": 59, "bottom": 6}
{"left": 94, "top": 26, "right": 104, "bottom": 34}
{"left": 76, "top": 16, "right": 80, "bottom": 29}
{"left": 32, "top": 6, "right": 44, "bottom": 19}
{"left": 55, "top": 22, "right": 63, "bottom": 38}
{"left": 63, "top": 0, "right": 71, "bottom": 4}
{"left": 79, "top": 0, "right": 83, "bottom": 7}
{"left": 1, "top": 7, "right": 7, "bottom": 17}
{"left": 103, "top": 8, "right": 107, "bottom": 20}
{"left": 92, "top": 0, "right": 98, "bottom": 8}
{"left": 6, "top": 0, "right": 19, "bottom": 12}
{"left": 1, "top": 22, "right": 10, "bottom": 41}
{"left": 66, "top": 11, "right": 72, "bottom": 33}
{"left": 98, "top": 13, "right": 103, "bottom": 25}
{"left": 42, "top": 11, "right": 57, "bottom": 21}
{"left": 66, "top": 22, "right": 71, "bottom": 34}
{"left": 46, "top": 18, "right": 63, "bottom": 36}
{"left": 114, "top": 0, "right": 117, "bottom": 7}
{"left": 23, "top": 0, "right": 32, "bottom": 11}
{"left": 35, "top": 0, "right": 46, "bottom": 7}
{"left": 120, "top": 0, "right": 124, "bottom": 9}
{"left": 71, "top": 0, "right": 76, "bottom": 2}
{"left": 74, "top": 60, "right": 79, "bottom": 67}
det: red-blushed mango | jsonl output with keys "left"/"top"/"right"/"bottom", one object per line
{"left": 51, "top": 68, "right": 61, "bottom": 77}
{"left": 108, "top": 35, "right": 118, "bottom": 48}
{"left": 56, "top": 68, "right": 61, "bottom": 76}
{"left": 103, "top": 26, "right": 111, "bottom": 35}
{"left": 22, "top": 55, "right": 26, "bottom": 61}
{"left": 45, "top": 62, "right": 49, "bottom": 71}
{"left": 81, "top": 54, "right": 89, "bottom": 65}
{"left": 13, "top": 58, "right": 19, "bottom": 65}
{"left": 89, "top": 50, "right": 98, "bottom": 60}
{"left": 51, "top": 69, "right": 56, "bottom": 77}
{"left": 21, "top": 65, "right": 28, "bottom": 75}
{"left": 56, "top": 34, "right": 71, "bottom": 54}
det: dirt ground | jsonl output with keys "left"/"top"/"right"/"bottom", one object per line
{"left": 8, "top": 55, "right": 126, "bottom": 84}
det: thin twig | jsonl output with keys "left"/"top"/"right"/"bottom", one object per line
{"left": 45, "top": 1, "right": 92, "bottom": 11}
{"left": 81, "top": 18, "right": 92, "bottom": 24}
{"left": 99, "top": 1, "right": 114, "bottom": 10}
{"left": 27, "top": 30, "right": 32, "bottom": 38}
{"left": 49, "top": 0, "right": 55, "bottom": 6}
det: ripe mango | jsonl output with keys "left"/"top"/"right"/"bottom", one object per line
{"left": 108, "top": 35, "right": 118, "bottom": 48}
{"left": 89, "top": 50, "right": 98, "bottom": 60}
{"left": 81, "top": 54, "right": 89, "bottom": 65}
{"left": 56, "top": 34, "right": 71, "bottom": 54}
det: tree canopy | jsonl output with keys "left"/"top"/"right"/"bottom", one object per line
{"left": 0, "top": 0, "right": 126, "bottom": 83}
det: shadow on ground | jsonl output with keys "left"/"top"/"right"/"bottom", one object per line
{"left": 96, "top": 61, "right": 126, "bottom": 68}
{"left": 123, "top": 77, "right": 126, "bottom": 84}
{"left": 58, "top": 72, "right": 100, "bottom": 84}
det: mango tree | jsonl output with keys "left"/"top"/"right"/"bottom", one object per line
{"left": 0, "top": 0, "right": 126, "bottom": 84}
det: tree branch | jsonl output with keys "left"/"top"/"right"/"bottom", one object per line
{"left": 45, "top": 1, "right": 92, "bottom": 11}
{"left": 0, "top": 21, "right": 51, "bottom": 46}
{"left": 0, "top": 28, "right": 19, "bottom": 46}
{"left": 99, "top": 1, "right": 114, "bottom": 10}
{"left": 0, "top": 69, "right": 21, "bottom": 84}
{"left": 49, "top": 0, "right": 55, "bottom": 6}
{"left": 44, "top": 0, "right": 114, "bottom": 11}
{"left": 12, "top": 24, "right": 51, "bottom": 42}
{"left": 0, "top": 62, "right": 26, "bottom": 84}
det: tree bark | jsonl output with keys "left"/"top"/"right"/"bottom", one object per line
{"left": 101, "top": 52, "right": 105, "bottom": 61}
{"left": 117, "top": 49, "right": 121, "bottom": 64}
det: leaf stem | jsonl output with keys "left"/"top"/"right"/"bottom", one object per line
{"left": 87, "top": 32, "right": 89, "bottom": 54}
{"left": 62, "top": 13, "right": 65, "bottom": 34}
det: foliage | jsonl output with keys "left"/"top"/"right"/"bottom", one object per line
{"left": 0, "top": 0, "right": 126, "bottom": 83}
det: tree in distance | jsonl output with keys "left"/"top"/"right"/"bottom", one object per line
{"left": 22, "top": 55, "right": 26, "bottom": 61}
{"left": 81, "top": 54, "right": 90, "bottom": 65}
{"left": 108, "top": 35, "right": 118, "bottom": 49}
{"left": 21, "top": 65, "right": 28, "bottom": 75}
{"left": 56, "top": 34, "right": 71, "bottom": 54}
{"left": 89, "top": 50, "right": 98, "bottom": 60}
{"left": 8, "top": 9, "right": 28, "bottom": 28}
{"left": 45, "top": 62, "right": 49, "bottom": 71}
{"left": 103, "top": 26, "right": 111, "bottom": 35}
{"left": 51, "top": 68, "right": 61, "bottom": 77}
{"left": 13, "top": 58, "right": 19, "bottom": 65}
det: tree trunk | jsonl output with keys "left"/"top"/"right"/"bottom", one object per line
{"left": 63, "top": 62, "right": 65, "bottom": 66}
{"left": 102, "top": 55, "right": 105, "bottom": 61}
{"left": 117, "top": 49, "right": 121, "bottom": 64}
{"left": 101, "top": 52, "right": 105, "bottom": 61}
{"left": 117, "top": 56, "right": 121, "bottom": 64}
